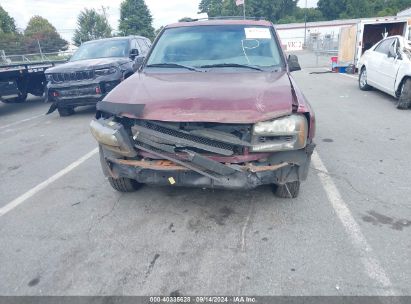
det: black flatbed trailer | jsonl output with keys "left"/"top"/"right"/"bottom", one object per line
{"left": 0, "top": 61, "right": 65, "bottom": 103}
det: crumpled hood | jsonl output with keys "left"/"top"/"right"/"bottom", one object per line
{"left": 104, "top": 70, "right": 295, "bottom": 123}
{"left": 46, "top": 57, "right": 130, "bottom": 73}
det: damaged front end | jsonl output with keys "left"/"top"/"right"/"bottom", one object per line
{"left": 90, "top": 103, "right": 315, "bottom": 191}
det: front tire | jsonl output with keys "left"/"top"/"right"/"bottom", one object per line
{"left": 397, "top": 78, "right": 411, "bottom": 110}
{"left": 273, "top": 181, "right": 300, "bottom": 198}
{"left": 359, "top": 67, "right": 372, "bottom": 91}
{"left": 108, "top": 177, "right": 141, "bottom": 192}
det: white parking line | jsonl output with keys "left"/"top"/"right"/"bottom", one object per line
{"left": 340, "top": 73, "right": 358, "bottom": 80}
{"left": 0, "top": 148, "right": 98, "bottom": 217}
{"left": 311, "top": 151, "right": 396, "bottom": 295}
{"left": 0, "top": 114, "right": 44, "bottom": 130}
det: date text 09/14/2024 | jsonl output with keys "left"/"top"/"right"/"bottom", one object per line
{"left": 149, "top": 296, "right": 257, "bottom": 303}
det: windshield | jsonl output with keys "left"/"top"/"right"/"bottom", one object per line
{"left": 70, "top": 39, "right": 129, "bottom": 61}
{"left": 147, "top": 25, "right": 283, "bottom": 69}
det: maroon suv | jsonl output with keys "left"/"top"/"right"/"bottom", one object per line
{"left": 90, "top": 19, "right": 316, "bottom": 198}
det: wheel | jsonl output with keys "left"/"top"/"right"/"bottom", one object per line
{"left": 273, "top": 181, "right": 300, "bottom": 198}
{"left": 12, "top": 93, "right": 28, "bottom": 103}
{"left": 57, "top": 106, "right": 75, "bottom": 117}
{"left": 1, "top": 92, "right": 27, "bottom": 103}
{"left": 359, "top": 67, "right": 372, "bottom": 91}
{"left": 108, "top": 177, "right": 141, "bottom": 192}
{"left": 397, "top": 78, "right": 411, "bottom": 110}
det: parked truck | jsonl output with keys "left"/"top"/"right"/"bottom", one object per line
{"left": 338, "top": 16, "right": 411, "bottom": 68}
{"left": 0, "top": 62, "right": 56, "bottom": 103}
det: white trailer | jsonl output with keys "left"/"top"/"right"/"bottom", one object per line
{"left": 338, "top": 16, "right": 411, "bottom": 67}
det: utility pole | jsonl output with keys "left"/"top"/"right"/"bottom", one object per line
{"left": 243, "top": 0, "right": 246, "bottom": 20}
{"left": 37, "top": 39, "right": 44, "bottom": 60}
{"left": 304, "top": 0, "right": 307, "bottom": 47}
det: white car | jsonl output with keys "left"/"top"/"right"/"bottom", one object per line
{"left": 358, "top": 35, "right": 411, "bottom": 109}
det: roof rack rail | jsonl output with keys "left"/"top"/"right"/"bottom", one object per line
{"left": 180, "top": 16, "right": 267, "bottom": 22}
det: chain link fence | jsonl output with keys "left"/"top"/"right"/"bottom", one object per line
{"left": 306, "top": 32, "right": 339, "bottom": 52}
{"left": 280, "top": 32, "right": 340, "bottom": 69}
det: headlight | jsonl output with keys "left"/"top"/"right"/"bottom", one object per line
{"left": 45, "top": 74, "right": 53, "bottom": 82}
{"left": 251, "top": 115, "right": 308, "bottom": 152}
{"left": 95, "top": 67, "right": 118, "bottom": 76}
{"left": 90, "top": 119, "right": 137, "bottom": 157}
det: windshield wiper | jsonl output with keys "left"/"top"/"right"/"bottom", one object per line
{"left": 146, "top": 63, "right": 202, "bottom": 72}
{"left": 200, "top": 63, "right": 263, "bottom": 71}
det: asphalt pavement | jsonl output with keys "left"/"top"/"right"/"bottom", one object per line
{"left": 0, "top": 64, "right": 410, "bottom": 296}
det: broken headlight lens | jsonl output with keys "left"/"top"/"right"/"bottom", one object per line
{"left": 95, "top": 67, "right": 118, "bottom": 76}
{"left": 251, "top": 115, "right": 308, "bottom": 152}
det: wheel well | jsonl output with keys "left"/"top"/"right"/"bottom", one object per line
{"left": 395, "top": 76, "right": 409, "bottom": 97}
{"left": 359, "top": 65, "right": 366, "bottom": 72}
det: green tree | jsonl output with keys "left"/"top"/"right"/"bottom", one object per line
{"left": 376, "top": 7, "right": 398, "bottom": 16}
{"left": 341, "top": 0, "right": 374, "bottom": 19}
{"left": 374, "top": 0, "right": 411, "bottom": 15}
{"left": 297, "top": 8, "right": 324, "bottom": 22}
{"left": 119, "top": 0, "right": 155, "bottom": 39}
{"left": 73, "top": 9, "right": 112, "bottom": 46}
{"left": 221, "top": 0, "right": 241, "bottom": 16}
{"left": 0, "top": 32, "right": 25, "bottom": 55}
{"left": 198, "top": 0, "right": 223, "bottom": 17}
{"left": 278, "top": 7, "right": 324, "bottom": 23}
{"left": 179, "top": 17, "right": 195, "bottom": 22}
{"left": 198, "top": 0, "right": 411, "bottom": 24}
{"left": 23, "top": 16, "right": 68, "bottom": 53}
{"left": 0, "top": 5, "right": 16, "bottom": 33}
{"left": 198, "top": 0, "right": 300, "bottom": 22}
{"left": 317, "top": 0, "right": 346, "bottom": 20}
{"left": 0, "top": 5, "right": 24, "bottom": 55}
{"left": 277, "top": 15, "right": 299, "bottom": 24}
{"left": 317, "top": 0, "right": 411, "bottom": 20}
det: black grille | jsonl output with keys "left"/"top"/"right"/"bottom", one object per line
{"left": 139, "top": 121, "right": 237, "bottom": 154}
{"left": 52, "top": 70, "right": 94, "bottom": 83}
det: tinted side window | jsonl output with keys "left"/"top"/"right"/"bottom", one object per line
{"left": 375, "top": 39, "right": 394, "bottom": 55}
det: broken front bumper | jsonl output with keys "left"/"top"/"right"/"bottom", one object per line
{"left": 91, "top": 118, "right": 315, "bottom": 190}
{"left": 102, "top": 150, "right": 313, "bottom": 190}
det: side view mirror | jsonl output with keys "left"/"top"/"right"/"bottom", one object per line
{"left": 130, "top": 49, "right": 139, "bottom": 60}
{"left": 388, "top": 45, "right": 397, "bottom": 58}
{"left": 135, "top": 56, "right": 145, "bottom": 68}
{"left": 288, "top": 54, "right": 301, "bottom": 72}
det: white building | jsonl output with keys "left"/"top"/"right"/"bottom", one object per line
{"left": 397, "top": 7, "right": 411, "bottom": 17}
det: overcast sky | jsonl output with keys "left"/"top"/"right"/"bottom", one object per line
{"left": 1, "top": 0, "right": 318, "bottom": 42}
